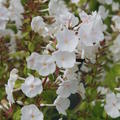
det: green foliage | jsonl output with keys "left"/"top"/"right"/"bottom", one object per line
{"left": 103, "top": 64, "right": 120, "bottom": 89}
{"left": 13, "top": 107, "right": 21, "bottom": 120}
{"left": 28, "top": 41, "right": 35, "bottom": 52}
{"left": 42, "top": 89, "right": 56, "bottom": 103}
{"left": 21, "top": 0, "right": 28, "bottom": 5}
{"left": 89, "top": 0, "right": 99, "bottom": 11}
{"left": 0, "top": 88, "right": 5, "bottom": 100}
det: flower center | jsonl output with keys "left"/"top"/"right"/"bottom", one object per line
{"left": 64, "top": 83, "right": 70, "bottom": 88}
{"left": 61, "top": 56, "right": 64, "bottom": 61}
{"left": 42, "top": 62, "right": 47, "bottom": 67}
{"left": 64, "top": 39, "right": 68, "bottom": 44}
{"left": 112, "top": 102, "right": 116, "bottom": 107}
{"left": 30, "top": 84, "right": 34, "bottom": 90}
{"left": 30, "top": 58, "right": 35, "bottom": 65}
{"left": 31, "top": 114, "right": 35, "bottom": 119}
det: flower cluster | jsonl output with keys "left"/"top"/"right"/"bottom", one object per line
{"left": 0, "top": 0, "right": 24, "bottom": 55}
{"left": 3, "top": 0, "right": 120, "bottom": 120}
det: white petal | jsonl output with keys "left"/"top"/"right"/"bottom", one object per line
{"left": 21, "top": 75, "right": 43, "bottom": 98}
{"left": 53, "top": 51, "right": 76, "bottom": 68}
{"left": 56, "top": 28, "right": 78, "bottom": 52}
{"left": 105, "top": 104, "right": 120, "bottom": 118}
{"left": 21, "top": 104, "right": 43, "bottom": 120}
{"left": 54, "top": 97, "right": 70, "bottom": 115}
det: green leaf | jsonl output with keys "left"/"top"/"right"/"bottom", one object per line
{"left": 13, "top": 108, "right": 21, "bottom": 120}
{"left": 28, "top": 41, "right": 35, "bottom": 52}
{"left": 103, "top": 64, "right": 120, "bottom": 89}
{"left": 42, "top": 90, "right": 56, "bottom": 103}
{"left": 89, "top": 0, "right": 99, "bottom": 11}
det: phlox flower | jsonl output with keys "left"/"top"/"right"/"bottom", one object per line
{"left": 48, "top": 0, "right": 68, "bottom": 16}
{"left": 21, "top": 104, "right": 43, "bottom": 120}
{"left": 35, "top": 55, "right": 56, "bottom": 76}
{"left": 5, "top": 84, "right": 14, "bottom": 104}
{"left": 104, "top": 93, "right": 120, "bottom": 118}
{"left": 27, "top": 52, "right": 56, "bottom": 76}
{"left": 21, "top": 75, "right": 43, "bottom": 98}
{"left": 8, "top": 68, "right": 18, "bottom": 88}
{"left": 0, "top": 5, "right": 9, "bottom": 30}
{"left": 55, "top": 28, "right": 78, "bottom": 52}
{"left": 78, "top": 11, "right": 105, "bottom": 46}
{"left": 31, "top": 16, "right": 46, "bottom": 35}
{"left": 98, "top": 6, "right": 109, "bottom": 20}
{"left": 77, "top": 42, "right": 99, "bottom": 63}
{"left": 54, "top": 96, "right": 70, "bottom": 115}
{"left": 56, "top": 79, "right": 78, "bottom": 98}
{"left": 111, "top": 15, "right": 120, "bottom": 32}
{"left": 26, "top": 52, "right": 40, "bottom": 70}
{"left": 5, "top": 68, "right": 18, "bottom": 104}
{"left": 53, "top": 51, "right": 76, "bottom": 68}
{"left": 63, "top": 65, "right": 78, "bottom": 80}
{"left": 8, "top": 0, "right": 24, "bottom": 29}
{"left": 109, "top": 34, "right": 120, "bottom": 62}
{"left": 56, "top": 12, "right": 79, "bottom": 28}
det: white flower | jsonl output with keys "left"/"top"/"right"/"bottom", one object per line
{"left": 111, "top": 15, "right": 120, "bottom": 32}
{"left": 44, "top": 22, "right": 61, "bottom": 37}
{"left": 27, "top": 53, "right": 56, "bottom": 76}
{"left": 53, "top": 51, "right": 76, "bottom": 68}
{"left": 56, "top": 12, "right": 79, "bottom": 28}
{"left": 8, "top": 68, "right": 18, "bottom": 89}
{"left": 109, "top": 34, "right": 120, "bottom": 62}
{"left": 98, "top": 6, "right": 109, "bottom": 20}
{"left": 26, "top": 52, "right": 40, "bottom": 70}
{"left": 31, "top": 16, "right": 46, "bottom": 34}
{"left": 5, "top": 68, "right": 18, "bottom": 104}
{"left": 48, "top": 0, "right": 68, "bottom": 16}
{"left": 63, "top": 65, "right": 78, "bottom": 80}
{"left": 36, "top": 55, "right": 56, "bottom": 76}
{"left": 0, "top": 5, "right": 9, "bottom": 30}
{"left": 54, "top": 96, "right": 70, "bottom": 115}
{"left": 78, "top": 11, "right": 105, "bottom": 46}
{"left": 8, "top": 0, "right": 24, "bottom": 29}
{"left": 49, "top": 0, "right": 79, "bottom": 30}
{"left": 112, "top": 2, "right": 119, "bottom": 11}
{"left": 56, "top": 79, "right": 78, "bottom": 98}
{"left": 55, "top": 28, "right": 78, "bottom": 52}
{"left": 9, "top": 0, "right": 24, "bottom": 13}
{"left": 21, "top": 104, "right": 44, "bottom": 120}
{"left": 104, "top": 93, "right": 120, "bottom": 118}
{"left": 5, "top": 84, "right": 14, "bottom": 104}
{"left": 21, "top": 75, "right": 43, "bottom": 98}
{"left": 77, "top": 41, "right": 99, "bottom": 62}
